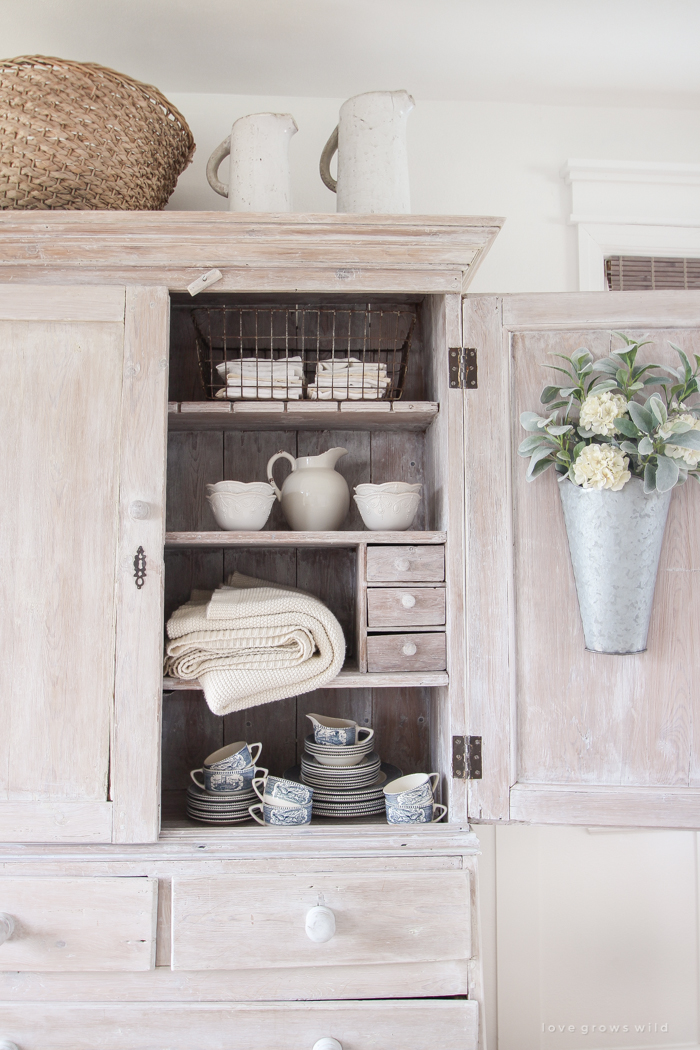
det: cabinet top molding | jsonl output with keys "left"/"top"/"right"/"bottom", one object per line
{"left": 0, "top": 212, "right": 504, "bottom": 294}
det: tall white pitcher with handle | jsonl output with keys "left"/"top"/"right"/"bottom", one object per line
{"left": 319, "top": 90, "right": 414, "bottom": 213}
{"left": 207, "top": 112, "right": 298, "bottom": 211}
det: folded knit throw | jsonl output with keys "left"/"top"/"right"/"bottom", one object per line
{"left": 164, "top": 572, "right": 346, "bottom": 715}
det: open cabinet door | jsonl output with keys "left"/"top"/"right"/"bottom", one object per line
{"left": 463, "top": 291, "right": 700, "bottom": 828}
{"left": 0, "top": 285, "right": 168, "bottom": 843}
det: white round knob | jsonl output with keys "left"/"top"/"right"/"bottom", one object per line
{"left": 0, "top": 1041, "right": 20, "bottom": 1050}
{"left": 394, "top": 557, "right": 410, "bottom": 572}
{"left": 402, "top": 641, "right": 418, "bottom": 656}
{"left": 305, "top": 905, "right": 336, "bottom": 943}
{"left": 129, "top": 500, "right": 150, "bottom": 520}
{"left": 400, "top": 593, "right": 416, "bottom": 609}
{"left": 0, "top": 914, "right": 14, "bottom": 946}
{"left": 313, "top": 1040, "right": 342, "bottom": 1050}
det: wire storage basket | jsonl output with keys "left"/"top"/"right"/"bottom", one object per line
{"left": 0, "top": 55, "right": 195, "bottom": 210}
{"left": 191, "top": 302, "right": 416, "bottom": 402}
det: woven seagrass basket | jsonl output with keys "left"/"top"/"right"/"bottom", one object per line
{"left": 0, "top": 55, "right": 195, "bottom": 210}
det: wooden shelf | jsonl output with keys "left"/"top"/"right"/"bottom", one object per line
{"left": 168, "top": 400, "right": 439, "bottom": 432}
{"left": 165, "top": 530, "right": 446, "bottom": 549}
{"left": 163, "top": 667, "right": 448, "bottom": 691}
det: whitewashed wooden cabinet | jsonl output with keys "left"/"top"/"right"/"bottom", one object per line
{"left": 0, "top": 213, "right": 698, "bottom": 1050}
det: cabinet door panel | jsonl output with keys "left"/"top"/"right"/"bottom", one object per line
{"left": 463, "top": 292, "right": 700, "bottom": 827}
{"left": 0, "top": 286, "right": 168, "bottom": 843}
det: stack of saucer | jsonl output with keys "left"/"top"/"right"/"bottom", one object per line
{"left": 186, "top": 740, "right": 265, "bottom": 826}
{"left": 186, "top": 780, "right": 257, "bottom": 825}
{"left": 297, "top": 712, "right": 401, "bottom": 818}
{"left": 286, "top": 763, "right": 402, "bottom": 819}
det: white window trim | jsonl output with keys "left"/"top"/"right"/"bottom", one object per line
{"left": 561, "top": 160, "right": 700, "bottom": 291}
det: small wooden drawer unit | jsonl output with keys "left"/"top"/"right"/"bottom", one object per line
{"left": 171, "top": 871, "right": 469, "bottom": 972}
{"left": 0, "top": 999, "right": 479, "bottom": 1050}
{"left": 0, "top": 876, "right": 157, "bottom": 972}
{"left": 367, "top": 586, "right": 446, "bottom": 627}
{"left": 367, "top": 632, "right": 447, "bottom": 672}
{"left": 366, "top": 544, "right": 445, "bottom": 583}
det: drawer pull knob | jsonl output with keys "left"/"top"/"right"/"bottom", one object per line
{"left": 305, "top": 905, "right": 336, "bottom": 943}
{"left": 0, "top": 914, "right": 15, "bottom": 946}
{"left": 402, "top": 641, "right": 418, "bottom": 656}
{"left": 400, "top": 593, "right": 416, "bottom": 608}
{"left": 0, "top": 1041, "right": 20, "bottom": 1050}
{"left": 313, "top": 1040, "right": 342, "bottom": 1050}
{"left": 394, "top": 557, "right": 411, "bottom": 572}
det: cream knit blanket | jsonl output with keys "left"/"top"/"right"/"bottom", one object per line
{"left": 164, "top": 572, "right": 346, "bottom": 715}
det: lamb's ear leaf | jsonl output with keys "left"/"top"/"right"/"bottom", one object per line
{"left": 648, "top": 396, "right": 667, "bottom": 426}
{"left": 521, "top": 411, "right": 545, "bottom": 431}
{"left": 655, "top": 455, "right": 680, "bottom": 493}
{"left": 627, "top": 402, "right": 653, "bottom": 434}
{"left": 638, "top": 435, "right": 654, "bottom": 455}
{"left": 614, "top": 417, "right": 641, "bottom": 438}
{"left": 644, "top": 461, "right": 657, "bottom": 493}
{"left": 518, "top": 434, "right": 557, "bottom": 455}
{"left": 526, "top": 457, "right": 554, "bottom": 481}
{"left": 665, "top": 431, "right": 700, "bottom": 451}
{"left": 526, "top": 445, "right": 556, "bottom": 477}
{"left": 540, "top": 385, "right": 562, "bottom": 404}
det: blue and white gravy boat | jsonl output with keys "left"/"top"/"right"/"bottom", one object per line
{"left": 307, "top": 713, "right": 374, "bottom": 747}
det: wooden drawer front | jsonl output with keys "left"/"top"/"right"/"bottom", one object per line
{"left": 0, "top": 877, "right": 156, "bottom": 972}
{"left": 172, "top": 871, "right": 469, "bottom": 971}
{"left": 0, "top": 999, "right": 478, "bottom": 1050}
{"left": 367, "top": 632, "right": 447, "bottom": 672}
{"left": 366, "top": 544, "right": 445, "bottom": 582}
{"left": 367, "top": 587, "right": 445, "bottom": 627}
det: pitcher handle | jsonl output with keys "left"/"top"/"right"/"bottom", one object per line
{"left": 267, "top": 450, "right": 296, "bottom": 500}
{"left": 206, "top": 137, "right": 231, "bottom": 198}
{"left": 319, "top": 125, "right": 339, "bottom": 193}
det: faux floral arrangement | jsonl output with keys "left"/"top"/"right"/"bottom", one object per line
{"left": 519, "top": 334, "right": 700, "bottom": 493}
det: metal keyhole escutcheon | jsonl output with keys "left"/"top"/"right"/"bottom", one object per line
{"left": 133, "top": 546, "right": 147, "bottom": 589}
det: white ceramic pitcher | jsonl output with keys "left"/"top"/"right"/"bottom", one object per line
{"left": 266, "top": 448, "right": 349, "bottom": 531}
{"left": 207, "top": 112, "right": 298, "bottom": 211}
{"left": 319, "top": 90, "right": 414, "bottom": 213}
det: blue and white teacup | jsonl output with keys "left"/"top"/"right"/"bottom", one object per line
{"left": 249, "top": 801, "right": 313, "bottom": 826}
{"left": 204, "top": 740, "right": 262, "bottom": 771}
{"left": 306, "top": 712, "right": 374, "bottom": 747}
{"left": 385, "top": 802, "right": 447, "bottom": 824}
{"left": 253, "top": 774, "right": 313, "bottom": 807}
{"left": 382, "top": 772, "right": 439, "bottom": 809}
{"left": 191, "top": 763, "right": 268, "bottom": 794}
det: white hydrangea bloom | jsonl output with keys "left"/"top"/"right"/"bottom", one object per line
{"left": 579, "top": 391, "right": 628, "bottom": 436}
{"left": 660, "top": 412, "right": 700, "bottom": 468}
{"left": 572, "top": 444, "right": 631, "bottom": 491}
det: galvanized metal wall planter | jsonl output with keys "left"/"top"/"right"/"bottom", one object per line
{"left": 558, "top": 478, "right": 672, "bottom": 653}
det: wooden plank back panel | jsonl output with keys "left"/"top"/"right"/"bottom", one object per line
{"left": 172, "top": 871, "right": 470, "bottom": 970}
{"left": 0, "top": 999, "right": 479, "bottom": 1050}
{"left": 0, "top": 306, "right": 124, "bottom": 808}
{"left": 0, "top": 876, "right": 156, "bottom": 971}
{"left": 512, "top": 326, "right": 700, "bottom": 790}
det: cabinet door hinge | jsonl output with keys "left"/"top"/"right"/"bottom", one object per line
{"left": 449, "top": 348, "right": 477, "bottom": 389}
{"left": 452, "top": 736, "right": 483, "bottom": 780}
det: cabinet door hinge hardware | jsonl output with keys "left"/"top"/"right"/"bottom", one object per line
{"left": 449, "top": 348, "right": 477, "bottom": 389}
{"left": 452, "top": 735, "right": 483, "bottom": 779}
{"left": 133, "top": 546, "right": 147, "bottom": 588}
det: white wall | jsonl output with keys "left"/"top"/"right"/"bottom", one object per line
{"left": 166, "top": 93, "right": 700, "bottom": 292}
{"left": 167, "top": 91, "right": 700, "bottom": 1050}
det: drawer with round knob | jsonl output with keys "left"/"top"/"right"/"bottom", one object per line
{"left": 366, "top": 544, "right": 445, "bottom": 583}
{"left": 0, "top": 998, "right": 478, "bottom": 1050}
{"left": 367, "top": 632, "right": 446, "bottom": 672}
{"left": 171, "top": 871, "right": 469, "bottom": 972}
{"left": 0, "top": 877, "right": 157, "bottom": 972}
{"left": 367, "top": 586, "right": 445, "bottom": 627}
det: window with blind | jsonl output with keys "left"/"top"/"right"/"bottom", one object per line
{"left": 606, "top": 256, "right": 700, "bottom": 290}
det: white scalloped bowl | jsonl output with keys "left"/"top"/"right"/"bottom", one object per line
{"left": 206, "top": 481, "right": 275, "bottom": 496}
{"left": 354, "top": 489, "right": 421, "bottom": 531}
{"left": 207, "top": 486, "right": 276, "bottom": 531}
{"left": 354, "top": 482, "right": 422, "bottom": 496}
